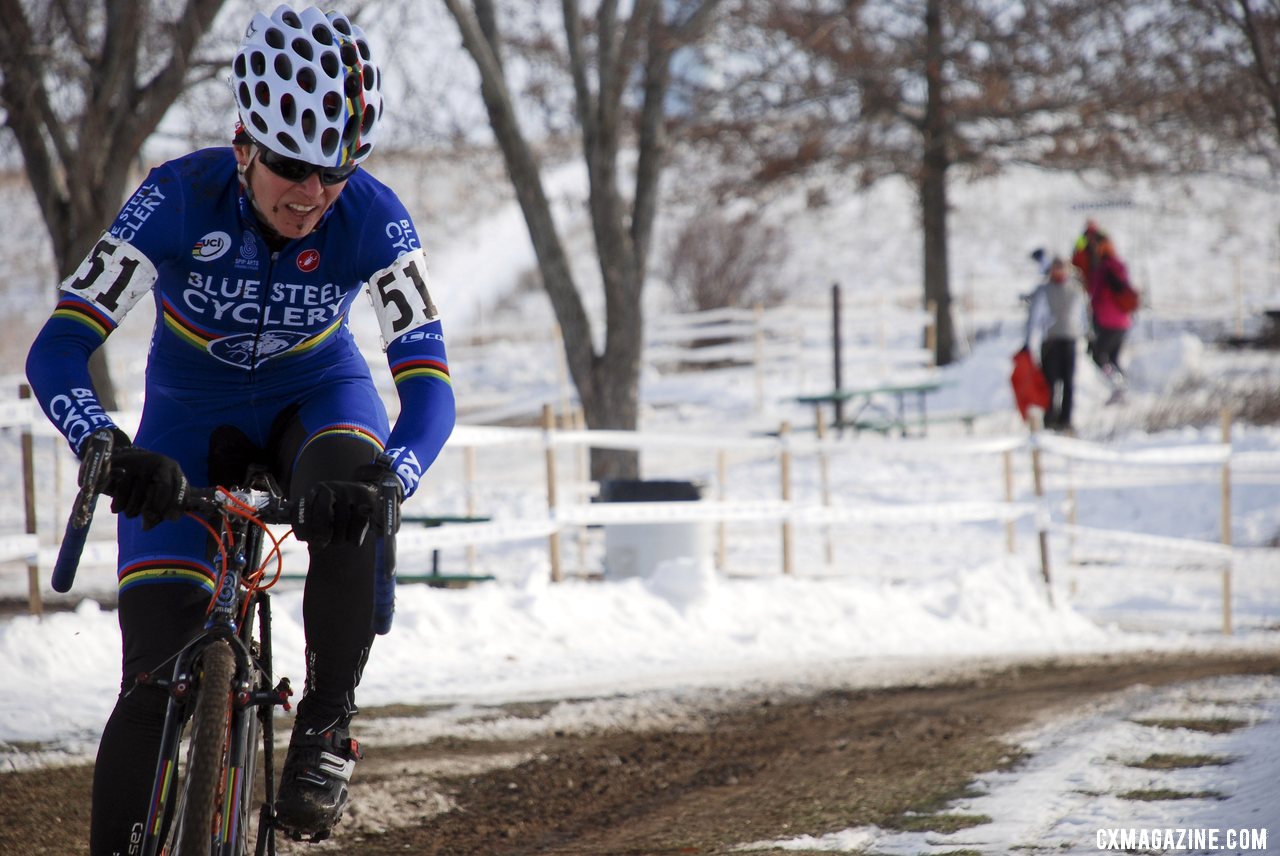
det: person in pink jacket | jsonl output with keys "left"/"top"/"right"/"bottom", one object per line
{"left": 1086, "top": 235, "right": 1135, "bottom": 404}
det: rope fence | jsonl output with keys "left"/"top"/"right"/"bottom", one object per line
{"left": 2, "top": 387, "right": 1275, "bottom": 635}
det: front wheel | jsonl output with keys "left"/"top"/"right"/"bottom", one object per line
{"left": 169, "top": 639, "right": 236, "bottom": 855}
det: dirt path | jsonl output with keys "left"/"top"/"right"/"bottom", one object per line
{"left": 3, "top": 651, "right": 1278, "bottom": 856}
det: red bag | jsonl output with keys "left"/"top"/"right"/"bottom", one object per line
{"left": 1011, "top": 347, "right": 1050, "bottom": 421}
{"left": 1113, "top": 283, "right": 1140, "bottom": 314}
{"left": 1103, "top": 258, "right": 1140, "bottom": 314}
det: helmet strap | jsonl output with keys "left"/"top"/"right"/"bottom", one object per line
{"left": 236, "top": 146, "right": 259, "bottom": 203}
{"left": 236, "top": 148, "right": 288, "bottom": 248}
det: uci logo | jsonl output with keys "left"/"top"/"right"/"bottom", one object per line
{"left": 192, "top": 231, "right": 233, "bottom": 262}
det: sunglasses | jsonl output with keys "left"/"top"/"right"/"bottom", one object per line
{"left": 256, "top": 145, "right": 357, "bottom": 186}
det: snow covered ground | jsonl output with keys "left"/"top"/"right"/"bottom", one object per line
{"left": 740, "top": 673, "right": 1280, "bottom": 854}
{"left": 1, "top": 159, "right": 1279, "bottom": 853}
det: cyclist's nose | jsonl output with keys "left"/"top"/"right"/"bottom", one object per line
{"left": 297, "top": 171, "right": 325, "bottom": 195}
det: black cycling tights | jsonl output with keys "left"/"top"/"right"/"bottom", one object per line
{"left": 90, "top": 427, "right": 377, "bottom": 855}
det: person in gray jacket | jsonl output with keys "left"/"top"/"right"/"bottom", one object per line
{"left": 1024, "top": 256, "right": 1090, "bottom": 431}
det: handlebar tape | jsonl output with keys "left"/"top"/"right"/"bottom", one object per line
{"left": 51, "top": 521, "right": 89, "bottom": 593}
{"left": 371, "top": 455, "right": 400, "bottom": 636}
{"left": 52, "top": 429, "right": 116, "bottom": 593}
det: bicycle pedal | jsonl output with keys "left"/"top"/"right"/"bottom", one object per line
{"left": 285, "top": 828, "right": 332, "bottom": 843}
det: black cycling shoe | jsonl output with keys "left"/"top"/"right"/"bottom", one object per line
{"left": 274, "top": 717, "right": 362, "bottom": 840}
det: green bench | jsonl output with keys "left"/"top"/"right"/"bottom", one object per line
{"left": 847, "top": 410, "right": 978, "bottom": 436}
{"left": 400, "top": 514, "right": 496, "bottom": 587}
{"left": 795, "top": 379, "right": 953, "bottom": 437}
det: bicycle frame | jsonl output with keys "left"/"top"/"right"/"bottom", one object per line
{"left": 53, "top": 430, "right": 400, "bottom": 855}
{"left": 137, "top": 471, "right": 295, "bottom": 856}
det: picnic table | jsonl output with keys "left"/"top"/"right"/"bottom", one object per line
{"left": 400, "top": 514, "right": 496, "bottom": 586}
{"left": 795, "top": 379, "right": 960, "bottom": 437}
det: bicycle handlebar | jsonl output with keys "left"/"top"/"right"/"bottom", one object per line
{"left": 369, "top": 453, "right": 400, "bottom": 636}
{"left": 52, "top": 436, "right": 400, "bottom": 634}
{"left": 52, "top": 429, "right": 115, "bottom": 593}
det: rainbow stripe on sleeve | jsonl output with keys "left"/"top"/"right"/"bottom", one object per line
{"left": 391, "top": 357, "right": 450, "bottom": 386}
{"left": 51, "top": 297, "right": 118, "bottom": 340}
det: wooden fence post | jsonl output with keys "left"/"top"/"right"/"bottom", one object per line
{"left": 1028, "top": 414, "right": 1053, "bottom": 604}
{"left": 20, "top": 385, "right": 43, "bottom": 617}
{"left": 573, "top": 407, "right": 590, "bottom": 577}
{"left": 542, "top": 404, "right": 563, "bottom": 583}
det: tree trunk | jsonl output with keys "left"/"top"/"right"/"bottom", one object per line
{"left": 445, "top": 0, "right": 722, "bottom": 483}
{"left": 920, "top": 0, "right": 955, "bottom": 366}
{"left": 1, "top": 0, "right": 228, "bottom": 412}
{"left": 444, "top": 0, "right": 719, "bottom": 480}
{"left": 443, "top": 0, "right": 632, "bottom": 478}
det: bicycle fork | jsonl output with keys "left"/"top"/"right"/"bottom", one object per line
{"left": 137, "top": 630, "right": 292, "bottom": 856}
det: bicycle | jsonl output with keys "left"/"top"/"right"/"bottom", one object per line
{"left": 52, "top": 429, "right": 400, "bottom": 855}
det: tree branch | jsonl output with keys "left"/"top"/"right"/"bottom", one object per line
{"left": 128, "top": 0, "right": 226, "bottom": 159}
{"left": 562, "top": 0, "right": 595, "bottom": 152}
{"left": 442, "top": 0, "right": 596, "bottom": 379}
{"left": 0, "top": 0, "right": 72, "bottom": 240}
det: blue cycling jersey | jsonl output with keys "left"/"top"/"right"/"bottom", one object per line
{"left": 26, "top": 147, "right": 454, "bottom": 497}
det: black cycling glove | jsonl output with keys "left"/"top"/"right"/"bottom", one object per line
{"left": 292, "top": 481, "right": 379, "bottom": 547}
{"left": 354, "top": 457, "right": 404, "bottom": 535}
{"left": 103, "top": 434, "right": 190, "bottom": 530}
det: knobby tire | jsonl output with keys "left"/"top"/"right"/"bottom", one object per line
{"left": 174, "top": 640, "right": 237, "bottom": 856}
{"left": 238, "top": 597, "right": 266, "bottom": 855}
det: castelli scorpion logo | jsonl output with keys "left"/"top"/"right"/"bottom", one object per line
{"left": 297, "top": 249, "right": 321, "bottom": 272}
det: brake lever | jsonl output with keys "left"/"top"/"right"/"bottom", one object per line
{"left": 76, "top": 432, "right": 114, "bottom": 518}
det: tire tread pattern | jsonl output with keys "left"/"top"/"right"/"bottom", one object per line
{"left": 175, "top": 640, "right": 236, "bottom": 856}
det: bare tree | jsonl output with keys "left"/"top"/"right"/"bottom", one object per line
{"left": 0, "top": 0, "right": 229, "bottom": 408}
{"left": 442, "top": 0, "right": 721, "bottom": 481}
{"left": 1137, "top": 0, "right": 1280, "bottom": 169}
{"left": 684, "top": 0, "right": 1161, "bottom": 365}
{"left": 1219, "top": 0, "right": 1280, "bottom": 149}
{"left": 665, "top": 209, "right": 786, "bottom": 312}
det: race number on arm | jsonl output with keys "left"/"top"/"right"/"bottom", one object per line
{"left": 367, "top": 248, "right": 438, "bottom": 347}
{"left": 61, "top": 233, "right": 157, "bottom": 323}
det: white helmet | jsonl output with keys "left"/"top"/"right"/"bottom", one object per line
{"left": 231, "top": 5, "right": 383, "bottom": 167}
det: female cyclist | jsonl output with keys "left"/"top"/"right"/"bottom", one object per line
{"left": 26, "top": 5, "right": 455, "bottom": 848}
